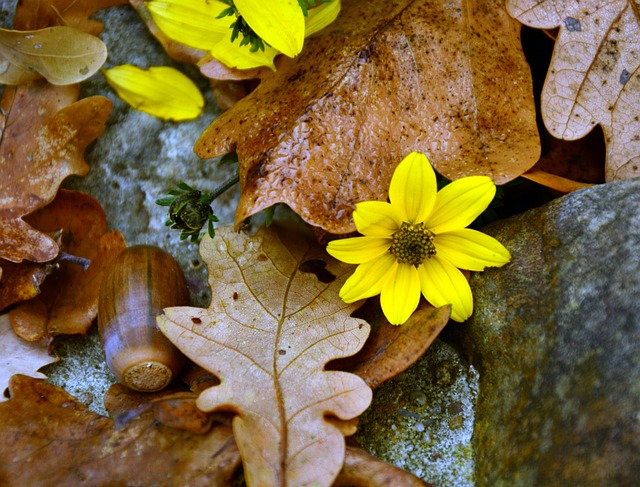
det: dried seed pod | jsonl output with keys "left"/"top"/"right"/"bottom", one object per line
{"left": 98, "top": 245, "right": 189, "bottom": 392}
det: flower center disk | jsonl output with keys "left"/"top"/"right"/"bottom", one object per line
{"left": 389, "top": 222, "right": 436, "bottom": 267}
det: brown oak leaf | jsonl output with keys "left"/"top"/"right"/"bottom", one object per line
{"left": 158, "top": 224, "right": 373, "bottom": 487}
{"left": 329, "top": 298, "right": 451, "bottom": 389}
{"left": 195, "top": 0, "right": 540, "bottom": 233}
{"left": 13, "top": 0, "right": 129, "bottom": 34}
{"left": 0, "top": 375, "right": 241, "bottom": 486}
{"left": 7, "top": 190, "right": 126, "bottom": 342}
{"left": 0, "top": 81, "right": 112, "bottom": 264}
{"left": 507, "top": 0, "right": 640, "bottom": 181}
{"left": 0, "top": 316, "right": 58, "bottom": 402}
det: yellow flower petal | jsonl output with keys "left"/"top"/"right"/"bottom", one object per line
{"left": 146, "top": 0, "right": 228, "bottom": 51}
{"left": 434, "top": 229, "right": 511, "bottom": 271}
{"left": 418, "top": 257, "right": 473, "bottom": 322}
{"left": 425, "top": 176, "right": 496, "bottom": 234}
{"left": 352, "top": 201, "right": 401, "bottom": 237}
{"left": 388, "top": 152, "right": 437, "bottom": 224}
{"left": 210, "top": 36, "right": 279, "bottom": 70}
{"left": 304, "top": 0, "right": 341, "bottom": 37}
{"left": 380, "top": 263, "right": 421, "bottom": 325}
{"left": 326, "top": 236, "right": 390, "bottom": 265}
{"left": 339, "top": 253, "right": 397, "bottom": 302}
{"left": 235, "top": 0, "right": 305, "bottom": 58}
{"left": 103, "top": 65, "right": 204, "bottom": 121}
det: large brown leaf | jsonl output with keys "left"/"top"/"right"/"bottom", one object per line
{"left": 195, "top": 0, "right": 540, "bottom": 233}
{"left": 0, "top": 375, "right": 241, "bottom": 486}
{"left": 158, "top": 224, "right": 372, "bottom": 487}
{"left": 8, "top": 190, "right": 126, "bottom": 342}
{"left": 0, "top": 81, "right": 112, "bottom": 264}
{"left": 508, "top": 0, "right": 640, "bottom": 181}
{"left": 13, "top": 0, "right": 129, "bottom": 34}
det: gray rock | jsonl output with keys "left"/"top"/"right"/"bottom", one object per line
{"left": 356, "top": 337, "right": 478, "bottom": 486}
{"left": 460, "top": 178, "right": 640, "bottom": 486}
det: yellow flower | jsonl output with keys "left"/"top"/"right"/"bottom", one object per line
{"left": 326, "top": 152, "right": 511, "bottom": 325}
{"left": 146, "top": 0, "right": 341, "bottom": 70}
{"left": 103, "top": 65, "right": 204, "bottom": 121}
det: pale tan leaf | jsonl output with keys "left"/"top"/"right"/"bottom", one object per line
{"left": 0, "top": 26, "right": 107, "bottom": 86}
{"left": 507, "top": 0, "right": 640, "bottom": 181}
{"left": 158, "top": 224, "right": 372, "bottom": 487}
{"left": 0, "top": 314, "right": 58, "bottom": 402}
{"left": 195, "top": 0, "right": 540, "bottom": 234}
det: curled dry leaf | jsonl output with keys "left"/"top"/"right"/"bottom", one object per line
{"left": 507, "top": 0, "right": 640, "bottom": 181}
{"left": 337, "top": 447, "right": 432, "bottom": 487}
{"left": 158, "top": 224, "right": 372, "bottom": 487}
{"left": 8, "top": 190, "right": 126, "bottom": 342}
{"left": 0, "top": 81, "right": 112, "bottom": 265}
{"left": 195, "top": 0, "right": 540, "bottom": 233}
{"left": 0, "top": 375, "right": 241, "bottom": 486}
{"left": 0, "top": 26, "right": 107, "bottom": 86}
{"left": 13, "top": 0, "right": 129, "bottom": 34}
{"left": 329, "top": 298, "right": 451, "bottom": 389}
{"left": 0, "top": 315, "right": 58, "bottom": 402}
{"left": 0, "top": 258, "right": 58, "bottom": 312}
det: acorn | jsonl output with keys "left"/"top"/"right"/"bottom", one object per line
{"left": 98, "top": 245, "right": 189, "bottom": 392}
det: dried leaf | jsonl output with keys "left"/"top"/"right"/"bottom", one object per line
{"left": 8, "top": 190, "right": 126, "bottom": 342}
{"left": 195, "top": 0, "right": 540, "bottom": 234}
{"left": 507, "top": 0, "right": 640, "bottom": 181}
{"left": 329, "top": 298, "right": 451, "bottom": 389}
{"left": 0, "top": 258, "right": 58, "bottom": 312}
{"left": 0, "top": 26, "right": 107, "bottom": 86}
{"left": 13, "top": 0, "right": 129, "bottom": 34}
{"left": 337, "top": 447, "right": 432, "bottom": 487}
{"left": 521, "top": 169, "right": 595, "bottom": 193}
{"left": 0, "top": 315, "right": 58, "bottom": 402}
{"left": 105, "top": 384, "right": 216, "bottom": 434}
{"left": 0, "top": 375, "right": 241, "bottom": 486}
{"left": 158, "top": 224, "right": 372, "bottom": 487}
{"left": 0, "top": 81, "right": 112, "bottom": 264}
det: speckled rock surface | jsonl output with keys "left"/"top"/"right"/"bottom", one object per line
{"left": 460, "top": 178, "right": 640, "bottom": 486}
{"left": 356, "top": 336, "right": 478, "bottom": 486}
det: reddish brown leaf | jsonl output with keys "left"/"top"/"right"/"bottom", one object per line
{"left": 338, "top": 447, "right": 432, "bottom": 487}
{"left": 13, "top": 0, "right": 128, "bottom": 33}
{"left": 0, "top": 375, "right": 241, "bottom": 486}
{"left": 195, "top": 0, "right": 539, "bottom": 233}
{"left": 329, "top": 298, "right": 451, "bottom": 389}
{"left": 0, "top": 258, "right": 58, "bottom": 312}
{"left": 0, "top": 82, "right": 112, "bottom": 264}
{"left": 8, "top": 190, "right": 126, "bottom": 342}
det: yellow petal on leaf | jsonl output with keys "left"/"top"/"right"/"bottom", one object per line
{"left": 326, "top": 236, "right": 390, "bottom": 265}
{"left": 210, "top": 35, "right": 279, "bottom": 71}
{"left": 418, "top": 257, "right": 473, "bottom": 323}
{"left": 235, "top": 0, "right": 305, "bottom": 58}
{"left": 103, "top": 65, "right": 204, "bottom": 121}
{"left": 304, "top": 0, "right": 341, "bottom": 37}
{"left": 426, "top": 176, "right": 496, "bottom": 235}
{"left": 380, "top": 263, "right": 421, "bottom": 325}
{"left": 435, "top": 228, "right": 511, "bottom": 271}
{"left": 352, "top": 200, "right": 401, "bottom": 237}
{"left": 340, "top": 253, "right": 397, "bottom": 303}
{"left": 388, "top": 152, "right": 437, "bottom": 224}
{"left": 146, "top": 0, "right": 229, "bottom": 51}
